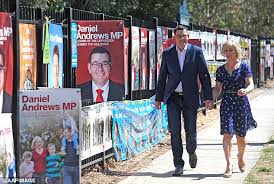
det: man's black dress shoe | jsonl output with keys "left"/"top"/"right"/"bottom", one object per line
{"left": 189, "top": 152, "right": 197, "bottom": 168}
{"left": 172, "top": 166, "right": 183, "bottom": 176}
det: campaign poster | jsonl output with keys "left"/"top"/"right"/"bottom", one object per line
{"left": 43, "top": 21, "right": 50, "bottom": 64}
{"left": 0, "top": 114, "right": 16, "bottom": 180}
{"left": 0, "top": 13, "right": 13, "bottom": 113}
{"left": 112, "top": 98, "right": 168, "bottom": 161}
{"left": 81, "top": 102, "right": 112, "bottom": 159}
{"left": 77, "top": 20, "right": 125, "bottom": 103}
{"left": 140, "top": 28, "right": 148, "bottom": 90}
{"left": 148, "top": 30, "right": 156, "bottom": 90}
{"left": 124, "top": 28, "right": 129, "bottom": 95}
{"left": 156, "top": 27, "right": 163, "bottom": 82}
{"left": 48, "top": 23, "right": 63, "bottom": 88}
{"left": 131, "top": 26, "right": 140, "bottom": 91}
{"left": 19, "top": 23, "right": 37, "bottom": 91}
{"left": 19, "top": 89, "right": 81, "bottom": 183}
{"left": 162, "top": 27, "right": 168, "bottom": 49}
{"left": 71, "top": 22, "right": 78, "bottom": 68}
{"left": 208, "top": 32, "right": 214, "bottom": 61}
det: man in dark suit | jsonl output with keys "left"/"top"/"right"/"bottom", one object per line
{"left": 154, "top": 25, "right": 213, "bottom": 176}
{"left": 0, "top": 48, "right": 12, "bottom": 113}
{"left": 78, "top": 46, "right": 125, "bottom": 103}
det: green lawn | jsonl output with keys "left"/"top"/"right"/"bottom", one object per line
{"left": 244, "top": 136, "right": 274, "bottom": 184}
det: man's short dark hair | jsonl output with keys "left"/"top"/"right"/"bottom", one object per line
{"left": 89, "top": 46, "right": 111, "bottom": 64}
{"left": 174, "top": 25, "right": 188, "bottom": 34}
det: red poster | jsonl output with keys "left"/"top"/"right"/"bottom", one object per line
{"left": 77, "top": 20, "right": 125, "bottom": 102}
{"left": 189, "top": 39, "right": 202, "bottom": 47}
{"left": 213, "top": 29, "right": 217, "bottom": 61}
{"left": 162, "top": 27, "right": 169, "bottom": 49}
{"left": 124, "top": 28, "right": 129, "bottom": 95}
{"left": 140, "top": 28, "right": 148, "bottom": 90}
{"left": 0, "top": 13, "right": 13, "bottom": 113}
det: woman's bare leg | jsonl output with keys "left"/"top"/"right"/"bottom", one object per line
{"left": 223, "top": 133, "right": 233, "bottom": 176}
{"left": 236, "top": 135, "right": 246, "bottom": 172}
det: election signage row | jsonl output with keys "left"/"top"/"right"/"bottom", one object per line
{"left": 79, "top": 98, "right": 168, "bottom": 162}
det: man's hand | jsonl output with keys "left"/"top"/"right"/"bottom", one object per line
{"left": 154, "top": 101, "right": 161, "bottom": 109}
{"left": 204, "top": 100, "right": 214, "bottom": 110}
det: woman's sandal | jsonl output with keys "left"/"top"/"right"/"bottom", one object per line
{"left": 224, "top": 165, "right": 233, "bottom": 178}
{"left": 238, "top": 162, "right": 246, "bottom": 172}
{"left": 237, "top": 154, "right": 246, "bottom": 172}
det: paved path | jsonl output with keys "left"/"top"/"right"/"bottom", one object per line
{"left": 118, "top": 88, "right": 274, "bottom": 184}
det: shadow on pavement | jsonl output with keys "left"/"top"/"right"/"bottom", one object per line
{"left": 131, "top": 171, "right": 224, "bottom": 179}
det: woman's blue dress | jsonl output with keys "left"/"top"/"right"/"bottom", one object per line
{"left": 216, "top": 62, "right": 257, "bottom": 137}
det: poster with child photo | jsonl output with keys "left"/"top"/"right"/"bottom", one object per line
{"left": 0, "top": 114, "right": 16, "bottom": 182}
{"left": 18, "top": 89, "right": 81, "bottom": 184}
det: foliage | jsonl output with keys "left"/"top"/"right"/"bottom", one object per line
{"left": 18, "top": 0, "right": 273, "bottom": 38}
{"left": 188, "top": 0, "right": 273, "bottom": 38}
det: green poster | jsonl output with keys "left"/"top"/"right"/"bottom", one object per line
{"left": 43, "top": 21, "right": 50, "bottom": 64}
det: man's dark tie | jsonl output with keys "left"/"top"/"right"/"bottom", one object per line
{"left": 96, "top": 89, "right": 104, "bottom": 103}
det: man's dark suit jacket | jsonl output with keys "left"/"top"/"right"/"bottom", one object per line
{"left": 1, "top": 91, "right": 12, "bottom": 113}
{"left": 78, "top": 80, "right": 125, "bottom": 102}
{"left": 155, "top": 44, "right": 212, "bottom": 108}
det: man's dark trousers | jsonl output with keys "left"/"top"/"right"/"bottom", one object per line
{"left": 167, "top": 93, "right": 197, "bottom": 167}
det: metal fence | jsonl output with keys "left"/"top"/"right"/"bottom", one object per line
{"left": 2, "top": 1, "right": 272, "bottom": 170}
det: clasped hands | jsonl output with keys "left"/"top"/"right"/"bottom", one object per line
{"left": 203, "top": 100, "right": 215, "bottom": 110}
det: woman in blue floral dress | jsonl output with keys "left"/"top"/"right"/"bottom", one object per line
{"left": 212, "top": 40, "right": 257, "bottom": 177}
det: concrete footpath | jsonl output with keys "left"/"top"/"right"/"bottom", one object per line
{"left": 118, "top": 88, "right": 274, "bottom": 184}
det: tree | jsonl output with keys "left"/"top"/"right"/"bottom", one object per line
{"left": 187, "top": 0, "right": 273, "bottom": 38}
{"left": 19, "top": 0, "right": 273, "bottom": 38}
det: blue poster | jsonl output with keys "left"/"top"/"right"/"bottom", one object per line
{"left": 48, "top": 23, "right": 63, "bottom": 88}
{"left": 112, "top": 97, "right": 168, "bottom": 161}
{"left": 71, "top": 22, "right": 78, "bottom": 68}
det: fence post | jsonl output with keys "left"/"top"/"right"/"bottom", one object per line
{"left": 126, "top": 15, "right": 132, "bottom": 100}
{"left": 153, "top": 17, "right": 158, "bottom": 90}
{"left": 257, "top": 37, "right": 261, "bottom": 88}
{"left": 64, "top": 7, "right": 73, "bottom": 88}
{"left": 99, "top": 13, "right": 104, "bottom": 20}
{"left": 36, "top": 8, "right": 44, "bottom": 87}
{"left": 11, "top": 0, "right": 20, "bottom": 177}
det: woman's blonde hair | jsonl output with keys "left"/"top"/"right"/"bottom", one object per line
{"left": 31, "top": 136, "right": 44, "bottom": 149}
{"left": 221, "top": 40, "right": 242, "bottom": 60}
{"left": 22, "top": 151, "right": 32, "bottom": 161}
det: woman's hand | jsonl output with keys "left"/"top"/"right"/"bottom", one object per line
{"left": 237, "top": 88, "right": 247, "bottom": 96}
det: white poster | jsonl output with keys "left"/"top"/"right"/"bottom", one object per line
{"left": 0, "top": 114, "right": 16, "bottom": 180}
{"left": 81, "top": 102, "right": 112, "bottom": 159}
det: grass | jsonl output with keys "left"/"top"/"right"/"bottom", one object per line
{"left": 244, "top": 136, "right": 274, "bottom": 184}
{"left": 267, "top": 136, "right": 274, "bottom": 144}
